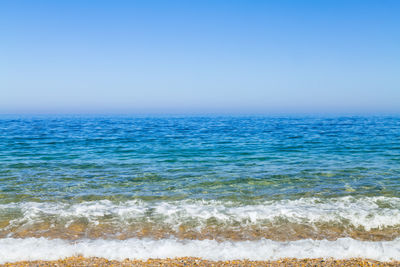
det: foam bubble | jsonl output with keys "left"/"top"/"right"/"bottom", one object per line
{"left": 0, "top": 237, "right": 399, "bottom": 263}
{"left": 1, "top": 196, "right": 400, "bottom": 232}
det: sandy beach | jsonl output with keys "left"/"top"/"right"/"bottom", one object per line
{"left": 1, "top": 257, "right": 400, "bottom": 267}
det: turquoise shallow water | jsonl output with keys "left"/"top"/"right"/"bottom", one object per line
{"left": 1, "top": 115, "right": 399, "bottom": 203}
{"left": 0, "top": 115, "right": 400, "bottom": 244}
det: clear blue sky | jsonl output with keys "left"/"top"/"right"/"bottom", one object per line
{"left": 1, "top": 0, "right": 399, "bottom": 114}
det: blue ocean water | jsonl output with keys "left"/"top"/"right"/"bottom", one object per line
{"left": 0, "top": 115, "right": 400, "bottom": 262}
{"left": 1, "top": 116, "right": 399, "bottom": 203}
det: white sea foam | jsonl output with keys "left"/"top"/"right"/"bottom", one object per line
{"left": 0, "top": 237, "right": 400, "bottom": 263}
{"left": 1, "top": 196, "right": 400, "bottom": 231}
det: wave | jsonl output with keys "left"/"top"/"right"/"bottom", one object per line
{"left": 2, "top": 196, "right": 400, "bottom": 227}
{"left": 1, "top": 237, "right": 400, "bottom": 263}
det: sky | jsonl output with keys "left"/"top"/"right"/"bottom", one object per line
{"left": 1, "top": 0, "right": 400, "bottom": 114}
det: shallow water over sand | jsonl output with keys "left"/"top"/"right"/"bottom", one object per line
{"left": 1, "top": 197, "right": 400, "bottom": 241}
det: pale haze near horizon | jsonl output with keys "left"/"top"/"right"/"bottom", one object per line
{"left": 1, "top": 0, "right": 400, "bottom": 115}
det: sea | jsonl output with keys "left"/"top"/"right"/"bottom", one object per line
{"left": 0, "top": 115, "right": 400, "bottom": 262}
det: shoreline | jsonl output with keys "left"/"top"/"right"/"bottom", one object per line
{"left": 1, "top": 236, "right": 400, "bottom": 264}
{"left": 2, "top": 257, "right": 400, "bottom": 266}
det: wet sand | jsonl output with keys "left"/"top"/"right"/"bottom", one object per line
{"left": 2, "top": 257, "right": 400, "bottom": 267}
